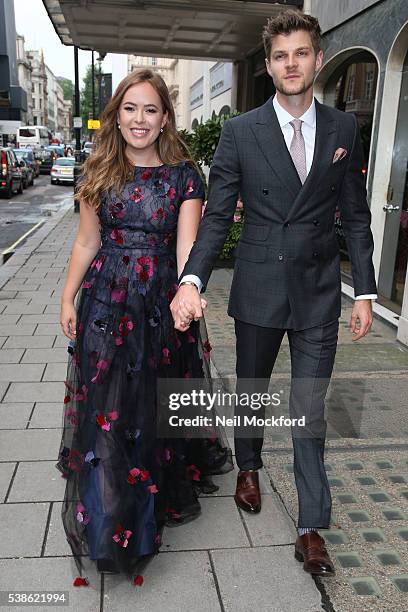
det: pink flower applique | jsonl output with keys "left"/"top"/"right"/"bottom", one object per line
{"left": 74, "top": 384, "right": 88, "bottom": 401}
{"left": 165, "top": 507, "right": 181, "bottom": 521}
{"left": 127, "top": 467, "right": 141, "bottom": 485}
{"left": 186, "top": 464, "right": 201, "bottom": 482}
{"left": 130, "top": 186, "right": 144, "bottom": 203}
{"left": 111, "top": 276, "right": 128, "bottom": 303}
{"left": 66, "top": 409, "right": 78, "bottom": 426}
{"left": 113, "top": 524, "right": 133, "bottom": 547}
{"left": 76, "top": 502, "right": 90, "bottom": 525}
{"left": 154, "top": 533, "right": 162, "bottom": 546}
{"left": 82, "top": 280, "right": 92, "bottom": 289}
{"left": 110, "top": 228, "right": 124, "bottom": 246}
{"left": 185, "top": 179, "right": 194, "bottom": 195}
{"left": 90, "top": 255, "right": 106, "bottom": 272}
{"left": 148, "top": 484, "right": 158, "bottom": 494}
{"left": 187, "top": 332, "right": 196, "bottom": 344}
{"left": 175, "top": 335, "right": 182, "bottom": 349}
{"left": 68, "top": 449, "right": 85, "bottom": 473}
{"left": 141, "top": 169, "right": 152, "bottom": 181}
{"left": 91, "top": 359, "right": 110, "bottom": 384}
{"left": 96, "top": 410, "right": 118, "bottom": 431}
{"left": 161, "top": 347, "right": 171, "bottom": 365}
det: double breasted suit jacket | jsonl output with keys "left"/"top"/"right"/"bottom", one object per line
{"left": 181, "top": 96, "right": 377, "bottom": 331}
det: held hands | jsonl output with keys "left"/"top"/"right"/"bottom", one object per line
{"left": 170, "top": 285, "right": 207, "bottom": 331}
{"left": 60, "top": 300, "right": 77, "bottom": 341}
{"left": 350, "top": 299, "right": 373, "bottom": 341}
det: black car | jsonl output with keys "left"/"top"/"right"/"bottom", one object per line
{"left": 14, "top": 148, "right": 40, "bottom": 178}
{"left": 0, "top": 147, "right": 24, "bottom": 198}
{"left": 38, "top": 148, "right": 59, "bottom": 174}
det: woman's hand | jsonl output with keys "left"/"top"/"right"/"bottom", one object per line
{"left": 60, "top": 300, "right": 77, "bottom": 340}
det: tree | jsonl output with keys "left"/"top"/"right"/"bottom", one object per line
{"left": 80, "top": 64, "right": 102, "bottom": 138}
{"left": 57, "top": 77, "right": 74, "bottom": 102}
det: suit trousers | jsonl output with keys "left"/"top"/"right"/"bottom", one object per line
{"left": 234, "top": 318, "right": 339, "bottom": 528}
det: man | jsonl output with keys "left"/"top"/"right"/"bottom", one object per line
{"left": 170, "top": 10, "right": 377, "bottom": 576}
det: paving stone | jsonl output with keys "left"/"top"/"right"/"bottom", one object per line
{"left": 21, "top": 348, "right": 68, "bottom": 364}
{"left": 0, "top": 337, "right": 6, "bottom": 348}
{"left": 323, "top": 529, "right": 349, "bottom": 544}
{"left": 15, "top": 290, "right": 53, "bottom": 300}
{"left": 211, "top": 546, "right": 322, "bottom": 612}
{"left": 29, "top": 403, "right": 63, "bottom": 428}
{"left": 358, "top": 528, "right": 387, "bottom": 543}
{"left": 44, "top": 304, "right": 61, "bottom": 314}
{"left": 8, "top": 461, "right": 65, "bottom": 502}
{"left": 335, "top": 552, "right": 363, "bottom": 568}
{"left": 3, "top": 303, "right": 45, "bottom": 314}
{"left": 336, "top": 493, "right": 358, "bottom": 504}
{"left": 0, "top": 324, "right": 36, "bottom": 336}
{"left": 0, "top": 314, "right": 20, "bottom": 325}
{"left": 0, "top": 403, "right": 33, "bottom": 429}
{"left": 374, "top": 549, "right": 402, "bottom": 566}
{"left": 43, "top": 502, "right": 72, "bottom": 556}
{"left": 2, "top": 336, "right": 56, "bottom": 349}
{"left": 367, "top": 490, "right": 392, "bottom": 502}
{"left": 53, "top": 334, "right": 70, "bottom": 347}
{"left": 0, "top": 348, "right": 24, "bottom": 363}
{"left": 347, "top": 510, "right": 371, "bottom": 522}
{"left": 240, "top": 492, "right": 296, "bottom": 546}
{"left": 356, "top": 476, "right": 377, "bottom": 486}
{"left": 42, "top": 363, "right": 67, "bottom": 382}
{"left": 18, "top": 314, "right": 61, "bottom": 325}
{"left": 0, "top": 364, "right": 45, "bottom": 382}
{"left": 382, "top": 507, "right": 407, "bottom": 521}
{"left": 391, "top": 574, "right": 408, "bottom": 593}
{"left": 388, "top": 474, "right": 408, "bottom": 484}
{"left": 0, "top": 429, "right": 61, "bottom": 460}
{"left": 104, "top": 551, "right": 220, "bottom": 612}
{"left": 349, "top": 576, "right": 381, "bottom": 596}
{"left": 375, "top": 460, "right": 394, "bottom": 469}
{"left": 0, "top": 462, "right": 15, "bottom": 502}
{"left": 4, "top": 381, "right": 62, "bottom": 403}
{"left": 162, "top": 497, "right": 248, "bottom": 551}
{"left": 0, "top": 503, "right": 49, "bottom": 557}
{"left": 34, "top": 324, "right": 63, "bottom": 336}
{"left": 0, "top": 558, "right": 100, "bottom": 610}
{"left": 0, "top": 382, "right": 9, "bottom": 402}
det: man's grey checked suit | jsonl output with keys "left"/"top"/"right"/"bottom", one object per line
{"left": 180, "top": 96, "right": 377, "bottom": 528}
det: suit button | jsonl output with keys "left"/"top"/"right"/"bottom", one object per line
{"left": 278, "top": 254, "right": 284, "bottom": 261}
{"left": 330, "top": 185, "right": 336, "bottom": 191}
{"left": 313, "top": 252, "right": 318, "bottom": 258}
{"left": 262, "top": 188, "right": 269, "bottom": 195}
{"left": 283, "top": 222, "right": 289, "bottom": 228}
{"left": 313, "top": 219, "right": 319, "bottom": 226}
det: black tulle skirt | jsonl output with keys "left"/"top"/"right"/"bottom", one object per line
{"left": 55, "top": 246, "right": 233, "bottom": 579}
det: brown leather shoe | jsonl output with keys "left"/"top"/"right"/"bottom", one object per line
{"left": 295, "top": 532, "right": 335, "bottom": 576}
{"left": 234, "top": 470, "right": 261, "bottom": 513}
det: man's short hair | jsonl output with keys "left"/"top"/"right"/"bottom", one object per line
{"left": 262, "top": 9, "right": 322, "bottom": 58}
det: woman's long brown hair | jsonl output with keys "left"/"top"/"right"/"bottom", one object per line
{"left": 76, "top": 68, "right": 194, "bottom": 210}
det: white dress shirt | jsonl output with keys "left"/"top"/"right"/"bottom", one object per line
{"left": 181, "top": 94, "right": 376, "bottom": 301}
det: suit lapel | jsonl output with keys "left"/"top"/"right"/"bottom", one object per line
{"left": 250, "top": 97, "right": 338, "bottom": 218}
{"left": 251, "top": 98, "right": 302, "bottom": 199}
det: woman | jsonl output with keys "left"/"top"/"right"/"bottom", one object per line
{"left": 56, "top": 69, "right": 233, "bottom": 582}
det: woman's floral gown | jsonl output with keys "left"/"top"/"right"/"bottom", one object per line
{"left": 55, "top": 162, "right": 233, "bottom": 578}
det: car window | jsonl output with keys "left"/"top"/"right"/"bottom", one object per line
{"left": 53, "top": 158, "right": 75, "bottom": 166}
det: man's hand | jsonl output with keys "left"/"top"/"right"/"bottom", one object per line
{"left": 350, "top": 299, "right": 373, "bottom": 341}
{"left": 170, "top": 285, "right": 207, "bottom": 331}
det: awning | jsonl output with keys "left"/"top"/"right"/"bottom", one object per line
{"left": 43, "top": 0, "right": 303, "bottom": 61}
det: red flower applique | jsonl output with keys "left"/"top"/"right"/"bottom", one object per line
{"left": 141, "top": 169, "right": 152, "bottom": 180}
{"left": 152, "top": 207, "right": 165, "bottom": 221}
{"left": 135, "top": 256, "right": 154, "bottom": 283}
{"left": 66, "top": 409, "right": 78, "bottom": 426}
{"left": 133, "top": 575, "right": 144, "bottom": 587}
{"left": 73, "top": 577, "right": 89, "bottom": 587}
{"left": 130, "top": 186, "right": 144, "bottom": 203}
{"left": 162, "top": 347, "right": 171, "bottom": 365}
{"left": 108, "top": 201, "right": 125, "bottom": 220}
{"left": 111, "top": 276, "right": 128, "bottom": 303}
{"left": 82, "top": 280, "right": 92, "bottom": 289}
{"left": 68, "top": 449, "right": 84, "bottom": 473}
{"left": 91, "top": 359, "right": 110, "bottom": 384}
{"left": 110, "top": 228, "right": 124, "bottom": 246}
{"left": 96, "top": 410, "right": 118, "bottom": 431}
{"left": 165, "top": 507, "right": 182, "bottom": 520}
{"left": 74, "top": 384, "right": 88, "bottom": 401}
{"left": 113, "top": 316, "right": 134, "bottom": 346}
{"left": 186, "top": 464, "right": 201, "bottom": 481}
{"left": 122, "top": 255, "right": 130, "bottom": 265}
{"left": 113, "top": 524, "right": 133, "bottom": 547}
{"left": 148, "top": 484, "right": 158, "bottom": 494}
{"left": 76, "top": 502, "right": 90, "bottom": 525}
{"left": 187, "top": 332, "right": 196, "bottom": 344}
{"left": 167, "top": 186, "right": 176, "bottom": 200}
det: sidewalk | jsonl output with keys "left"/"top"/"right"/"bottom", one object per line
{"left": 0, "top": 204, "right": 407, "bottom": 611}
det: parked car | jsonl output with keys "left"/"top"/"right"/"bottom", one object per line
{"left": 14, "top": 148, "right": 40, "bottom": 177}
{"left": 0, "top": 147, "right": 24, "bottom": 197}
{"left": 38, "top": 148, "right": 59, "bottom": 174}
{"left": 47, "top": 144, "right": 65, "bottom": 158}
{"left": 82, "top": 142, "right": 93, "bottom": 157}
{"left": 51, "top": 156, "right": 75, "bottom": 185}
{"left": 18, "top": 158, "right": 35, "bottom": 188}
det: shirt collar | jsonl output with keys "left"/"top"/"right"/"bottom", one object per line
{"left": 272, "top": 94, "right": 316, "bottom": 129}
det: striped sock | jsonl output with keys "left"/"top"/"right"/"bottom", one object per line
{"left": 298, "top": 527, "right": 318, "bottom": 536}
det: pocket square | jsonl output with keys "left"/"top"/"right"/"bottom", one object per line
{"left": 332, "top": 147, "right": 348, "bottom": 164}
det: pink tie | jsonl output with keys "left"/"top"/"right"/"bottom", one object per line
{"left": 289, "top": 119, "right": 307, "bottom": 184}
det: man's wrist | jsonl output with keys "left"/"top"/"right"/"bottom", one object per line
{"left": 178, "top": 280, "right": 199, "bottom": 289}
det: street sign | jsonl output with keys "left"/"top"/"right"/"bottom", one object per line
{"left": 73, "top": 116, "right": 82, "bottom": 128}
{"left": 88, "top": 120, "right": 101, "bottom": 130}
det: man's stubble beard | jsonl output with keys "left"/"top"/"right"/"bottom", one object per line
{"left": 274, "top": 73, "right": 315, "bottom": 97}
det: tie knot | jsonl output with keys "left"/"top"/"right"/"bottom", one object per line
{"left": 290, "top": 119, "right": 303, "bottom": 133}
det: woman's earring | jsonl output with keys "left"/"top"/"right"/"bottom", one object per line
{"left": 160, "top": 127, "right": 163, "bottom": 133}
{"left": 117, "top": 123, "right": 121, "bottom": 130}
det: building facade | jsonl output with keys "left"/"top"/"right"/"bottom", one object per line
{"left": 16, "top": 34, "right": 33, "bottom": 125}
{"left": 26, "top": 50, "right": 48, "bottom": 127}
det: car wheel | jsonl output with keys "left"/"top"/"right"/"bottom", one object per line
{"left": 4, "top": 182, "right": 12, "bottom": 198}
{"left": 17, "top": 180, "right": 23, "bottom": 194}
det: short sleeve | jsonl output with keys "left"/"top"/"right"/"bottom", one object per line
{"left": 181, "top": 163, "right": 205, "bottom": 202}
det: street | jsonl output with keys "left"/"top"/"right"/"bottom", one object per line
{"left": 0, "top": 175, "right": 73, "bottom": 254}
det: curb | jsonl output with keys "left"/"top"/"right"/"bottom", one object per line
{"left": 0, "top": 197, "right": 75, "bottom": 291}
